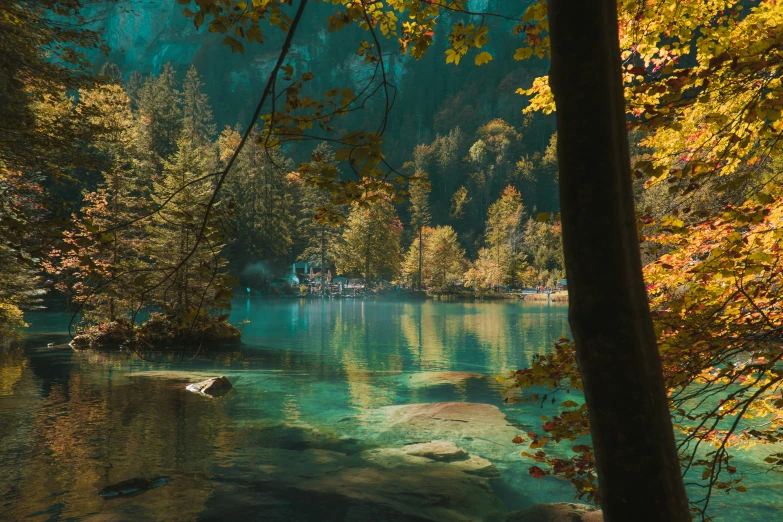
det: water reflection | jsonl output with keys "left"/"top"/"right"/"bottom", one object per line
{"left": 1, "top": 299, "right": 576, "bottom": 520}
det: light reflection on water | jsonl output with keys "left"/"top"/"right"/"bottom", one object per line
{"left": 0, "top": 298, "right": 780, "bottom": 521}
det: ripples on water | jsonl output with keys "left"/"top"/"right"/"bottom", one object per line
{"left": 0, "top": 298, "right": 780, "bottom": 520}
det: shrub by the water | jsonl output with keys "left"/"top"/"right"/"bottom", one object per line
{"left": 70, "top": 313, "right": 241, "bottom": 351}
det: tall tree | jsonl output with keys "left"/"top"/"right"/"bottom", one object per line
{"left": 547, "top": 0, "right": 689, "bottom": 520}
{"left": 218, "top": 126, "right": 295, "bottom": 270}
{"left": 408, "top": 171, "right": 431, "bottom": 290}
{"left": 485, "top": 186, "right": 525, "bottom": 288}
{"left": 147, "top": 134, "right": 228, "bottom": 314}
{"left": 137, "top": 63, "right": 182, "bottom": 163}
{"left": 181, "top": 65, "right": 216, "bottom": 146}
{"left": 402, "top": 225, "right": 465, "bottom": 293}
{"left": 49, "top": 85, "right": 151, "bottom": 323}
{"left": 290, "top": 143, "right": 344, "bottom": 295}
{"left": 335, "top": 197, "right": 402, "bottom": 287}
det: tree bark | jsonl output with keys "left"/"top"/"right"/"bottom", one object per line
{"left": 548, "top": 1, "right": 690, "bottom": 520}
{"left": 418, "top": 224, "right": 423, "bottom": 291}
{"left": 320, "top": 225, "right": 326, "bottom": 297}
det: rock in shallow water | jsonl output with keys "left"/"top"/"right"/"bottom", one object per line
{"left": 406, "top": 371, "right": 485, "bottom": 388}
{"left": 506, "top": 502, "right": 601, "bottom": 522}
{"left": 99, "top": 475, "right": 171, "bottom": 498}
{"left": 186, "top": 376, "right": 232, "bottom": 397}
{"left": 221, "top": 447, "right": 506, "bottom": 521}
{"left": 403, "top": 440, "right": 468, "bottom": 462}
{"left": 364, "top": 402, "right": 519, "bottom": 455}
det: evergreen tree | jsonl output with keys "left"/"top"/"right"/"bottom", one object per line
{"left": 408, "top": 171, "right": 431, "bottom": 290}
{"left": 124, "top": 71, "right": 145, "bottom": 111}
{"left": 137, "top": 63, "right": 182, "bottom": 162}
{"left": 335, "top": 197, "right": 402, "bottom": 286}
{"left": 181, "top": 65, "right": 216, "bottom": 146}
{"left": 290, "top": 143, "right": 344, "bottom": 295}
{"left": 147, "top": 134, "right": 229, "bottom": 315}
{"left": 218, "top": 126, "right": 294, "bottom": 270}
{"left": 485, "top": 185, "right": 525, "bottom": 288}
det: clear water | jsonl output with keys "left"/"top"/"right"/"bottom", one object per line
{"left": 0, "top": 298, "right": 780, "bottom": 521}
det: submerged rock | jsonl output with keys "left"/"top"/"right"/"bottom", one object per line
{"left": 359, "top": 444, "right": 500, "bottom": 480}
{"left": 186, "top": 376, "right": 232, "bottom": 397}
{"left": 367, "top": 402, "right": 519, "bottom": 451}
{"left": 402, "top": 440, "right": 468, "bottom": 462}
{"left": 507, "top": 503, "right": 601, "bottom": 522}
{"left": 99, "top": 475, "right": 171, "bottom": 498}
{"left": 222, "top": 447, "right": 507, "bottom": 521}
{"left": 406, "top": 371, "right": 485, "bottom": 388}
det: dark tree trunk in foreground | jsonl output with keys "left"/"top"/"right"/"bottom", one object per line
{"left": 548, "top": 1, "right": 690, "bottom": 521}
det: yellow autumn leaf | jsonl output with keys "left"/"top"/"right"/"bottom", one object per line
{"left": 474, "top": 51, "right": 492, "bottom": 66}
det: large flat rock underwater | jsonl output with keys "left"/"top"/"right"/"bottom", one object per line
{"left": 212, "top": 447, "right": 507, "bottom": 521}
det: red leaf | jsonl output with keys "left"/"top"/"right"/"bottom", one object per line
{"left": 529, "top": 466, "right": 548, "bottom": 479}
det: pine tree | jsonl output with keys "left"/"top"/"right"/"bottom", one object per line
{"left": 218, "top": 126, "right": 294, "bottom": 270}
{"left": 147, "top": 134, "right": 228, "bottom": 315}
{"left": 137, "top": 63, "right": 182, "bottom": 162}
{"left": 336, "top": 197, "right": 402, "bottom": 287}
{"left": 147, "top": 71, "right": 229, "bottom": 317}
{"left": 181, "top": 65, "right": 216, "bottom": 146}
{"left": 408, "top": 171, "right": 431, "bottom": 290}
{"left": 485, "top": 185, "right": 525, "bottom": 288}
{"left": 290, "top": 143, "right": 344, "bottom": 295}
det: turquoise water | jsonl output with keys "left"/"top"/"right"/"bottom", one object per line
{"left": 0, "top": 298, "right": 780, "bottom": 520}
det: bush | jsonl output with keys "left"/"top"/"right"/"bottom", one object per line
{"left": 0, "top": 303, "right": 27, "bottom": 343}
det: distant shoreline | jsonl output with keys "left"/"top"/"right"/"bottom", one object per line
{"left": 521, "top": 291, "right": 569, "bottom": 303}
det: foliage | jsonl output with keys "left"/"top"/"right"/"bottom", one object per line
{"left": 289, "top": 143, "right": 346, "bottom": 287}
{"left": 0, "top": 303, "right": 27, "bottom": 343}
{"left": 402, "top": 225, "right": 466, "bottom": 293}
{"left": 218, "top": 126, "right": 295, "bottom": 269}
{"left": 463, "top": 247, "right": 504, "bottom": 295}
{"left": 485, "top": 185, "right": 525, "bottom": 287}
{"left": 46, "top": 84, "right": 152, "bottom": 323}
{"left": 335, "top": 195, "right": 402, "bottom": 285}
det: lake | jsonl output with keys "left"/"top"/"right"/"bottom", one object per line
{"left": 0, "top": 298, "right": 780, "bottom": 521}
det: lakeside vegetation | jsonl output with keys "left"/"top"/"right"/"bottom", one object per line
{"left": 2, "top": 0, "right": 783, "bottom": 520}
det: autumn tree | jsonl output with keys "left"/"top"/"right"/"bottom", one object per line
{"left": 335, "top": 196, "right": 402, "bottom": 286}
{"left": 402, "top": 225, "right": 465, "bottom": 293}
{"left": 524, "top": 1, "right": 691, "bottom": 520}
{"left": 48, "top": 85, "right": 152, "bottom": 323}
{"left": 485, "top": 185, "right": 525, "bottom": 288}
{"left": 522, "top": 217, "right": 564, "bottom": 288}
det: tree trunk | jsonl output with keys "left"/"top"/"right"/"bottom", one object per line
{"left": 320, "top": 225, "right": 326, "bottom": 297}
{"left": 418, "top": 224, "right": 423, "bottom": 291}
{"left": 548, "top": 1, "right": 690, "bottom": 521}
